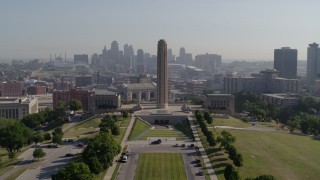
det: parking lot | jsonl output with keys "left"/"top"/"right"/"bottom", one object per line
{"left": 14, "top": 142, "right": 84, "bottom": 180}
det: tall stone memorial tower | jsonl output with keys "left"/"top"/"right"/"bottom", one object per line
{"left": 157, "top": 39, "right": 168, "bottom": 109}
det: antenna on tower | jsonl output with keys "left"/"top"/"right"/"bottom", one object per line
{"left": 65, "top": 52, "right": 66, "bottom": 62}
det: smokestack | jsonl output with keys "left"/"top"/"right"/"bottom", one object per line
{"left": 65, "top": 52, "right": 67, "bottom": 62}
{"left": 50, "top": 54, "right": 52, "bottom": 61}
{"left": 55, "top": 54, "right": 56, "bottom": 60}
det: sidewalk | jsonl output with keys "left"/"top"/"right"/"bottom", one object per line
{"left": 188, "top": 113, "right": 218, "bottom": 180}
{"left": 104, "top": 116, "right": 136, "bottom": 180}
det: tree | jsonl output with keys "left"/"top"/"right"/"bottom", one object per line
{"left": 68, "top": 99, "right": 82, "bottom": 111}
{"left": 112, "top": 115, "right": 118, "bottom": 122}
{"left": 82, "top": 132, "right": 120, "bottom": 174}
{"left": 32, "top": 133, "right": 44, "bottom": 144}
{"left": 21, "top": 113, "right": 44, "bottom": 129}
{"left": 44, "top": 132, "right": 51, "bottom": 142}
{"left": 207, "top": 131, "right": 216, "bottom": 146}
{"left": 33, "top": 148, "right": 46, "bottom": 160}
{"left": 52, "top": 134, "right": 63, "bottom": 144}
{"left": 51, "top": 162, "right": 93, "bottom": 180}
{"left": 53, "top": 101, "right": 67, "bottom": 123}
{"left": 203, "top": 111, "right": 211, "bottom": 121}
{"left": 121, "top": 111, "right": 129, "bottom": 119}
{"left": 228, "top": 170, "right": 241, "bottom": 180}
{"left": 207, "top": 116, "right": 213, "bottom": 124}
{"left": 227, "top": 145, "right": 238, "bottom": 161}
{"left": 233, "top": 153, "right": 243, "bottom": 169}
{"left": 217, "top": 130, "right": 236, "bottom": 149}
{"left": 224, "top": 164, "right": 235, "bottom": 180}
{"left": 53, "top": 127, "right": 64, "bottom": 136}
{"left": 86, "top": 157, "right": 103, "bottom": 174}
{"left": 111, "top": 125, "right": 120, "bottom": 136}
{"left": 287, "top": 116, "right": 300, "bottom": 133}
{"left": 0, "top": 121, "right": 32, "bottom": 155}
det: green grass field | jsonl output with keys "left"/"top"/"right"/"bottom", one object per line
{"left": 134, "top": 153, "right": 187, "bottom": 180}
{"left": 128, "top": 119, "right": 150, "bottom": 140}
{"left": 212, "top": 116, "right": 250, "bottom": 128}
{"left": 199, "top": 127, "right": 320, "bottom": 180}
{"left": 139, "top": 129, "right": 186, "bottom": 140}
{"left": 63, "top": 118, "right": 101, "bottom": 138}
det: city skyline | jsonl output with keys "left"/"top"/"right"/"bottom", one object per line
{"left": 0, "top": 0, "right": 319, "bottom": 60}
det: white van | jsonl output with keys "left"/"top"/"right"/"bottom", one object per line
{"left": 122, "top": 155, "right": 128, "bottom": 162}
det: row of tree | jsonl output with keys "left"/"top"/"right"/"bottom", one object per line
{"left": 99, "top": 115, "right": 120, "bottom": 135}
{"left": 21, "top": 99, "right": 83, "bottom": 130}
{"left": 195, "top": 110, "right": 216, "bottom": 146}
{"left": 239, "top": 92, "right": 320, "bottom": 135}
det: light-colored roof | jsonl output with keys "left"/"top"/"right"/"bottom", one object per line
{"left": 94, "top": 89, "right": 116, "bottom": 95}
{"left": 122, "top": 83, "right": 156, "bottom": 90}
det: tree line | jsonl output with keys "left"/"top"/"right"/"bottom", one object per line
{"left": 238, "top": 92, "right": 320, "bottom": 135}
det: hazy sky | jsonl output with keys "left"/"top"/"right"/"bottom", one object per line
{"left": 0, "top": 0, "right": 319, "bottom": 61}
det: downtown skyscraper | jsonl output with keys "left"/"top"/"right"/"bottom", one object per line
{"left": 274, "top": 47, "right": 297, "bottom": 79}
{"left": 307, "top": 43, "right": 320, "bottom": 87}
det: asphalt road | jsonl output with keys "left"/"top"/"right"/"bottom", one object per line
{"left": 116, "top": 144, "right": 205, "bottom": 180}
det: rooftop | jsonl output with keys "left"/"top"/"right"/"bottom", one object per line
{"left": 122, "top": 83, "right": 156, "bottom": 90}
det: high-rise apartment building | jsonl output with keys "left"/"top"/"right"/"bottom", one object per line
{"left": 136, "top": 49, "right": 145, "bottom": 75}
{"left": 194, "top": 53, "right": 222, "bottom": 72}
{"left": 274, "top": 47, "right": 297, "bottom": 79}
{"left": 307, "top": 43, "right": 320, "bottom": 87}
{"left": 157, "top": 39, "right": 168, "bottom": 109}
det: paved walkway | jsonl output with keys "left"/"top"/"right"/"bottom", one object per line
{"left": 104, "top": 116, "right": 136, "bottom": 180}
{"left": 188, "top": 113, "right": 218, "bottom": 180}
{"left": 213, "top": 125, "right": 276, "bottom": 131}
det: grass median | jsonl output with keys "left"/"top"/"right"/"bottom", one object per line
{"left": 134, "top": 153, "right": 187, "bottom": 180}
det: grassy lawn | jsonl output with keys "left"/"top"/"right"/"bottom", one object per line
{"left": 0, "top": 148, "right": 27, "bottom": 176}
{"left": 134, "top": 153, "right": 187, "bottom": 180}
{"left": 128, "top": 119, "right": 150, "bottom": 141}
{"left": 198, "top": 126, "right": 320, "bottom": 180}
{"left": 212, "top": 116, "right": 250, "bottom": 128}
{"left": 139, "top": 129, "right": 186, "bottom": 140}
{"left": 63, "top": 118, "right": 101, "bottom": 138}
{"left": 4, "top": 167, "right": 33, "bottom": 180}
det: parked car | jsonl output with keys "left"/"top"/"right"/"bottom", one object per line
{"left": 189, "top": 144, "right": 195, "bottom": 148}
{"left": 181, "top": 144, "right": 186, "bottom": 147}
{"left": 32, "top": 143, "right": 41, "bottom": 148}
{"left": 196, "top": 171, "right": 204, "bottom": 176}
{"left": 125, "top": 150, "right": 130, "bottom": 156}
{"left": 77, "top": 143, "right": 85, "bottom": 148}
{"left": 151, "top": 139, "right": 162, "bottom": 144}
{"left": 65, "top": 153, "right": 74, "bottom": 157}
{"left": 47, "top": 144, "right": 59, "bottom": 148}
{"left": 122, "top": 155, "right": 128, "bottom": 163}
